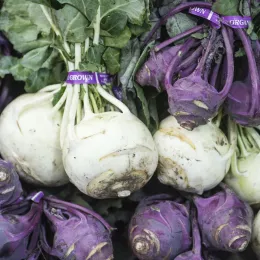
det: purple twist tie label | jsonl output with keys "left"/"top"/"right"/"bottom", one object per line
{"left": 189, "top": 7, "right": 221, "bottom": 28}
{"left": 31, "top": 191, "right": 44, "bottom": 203}
{"left": 221, "top": 16, "right": 251, "bottom": 29}
{"left": 66, "top": 71, "right": 112, "bottom": 85}
{"left": 189, "top": 7, "right": 252, "bottom": 29}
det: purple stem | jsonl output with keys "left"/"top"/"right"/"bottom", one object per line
{"left": 155, "top": 25, "right": 204, "bottom": 52}
{"left": 44, "top": 196, "right": 113, "bottom": 232}
{"left": 179, "top": 63, "right": 197, "bottom": 78}
{"left": 178, "top": 45, "right": 203, "bottom": 71}
{"left": 193, "top": 30, "right": 217, "bottom": 78}
{"left": 165, "top": 38, "right": 198, "bottom": 90}
{"left": 219, "top": 26, "right": 234, "bottom": 99}
{"left": 209, "top": 55, "right": 223, "bottom": 88}
{"left": 143, "top": 2, "right": 212, "bottom": 47}
{"left": 235, "top": 29, "right": 259, "bottom": 112}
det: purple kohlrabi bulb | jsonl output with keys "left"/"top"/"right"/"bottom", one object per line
{"left": 135, "top": 46, "right": 181, "bottom": 91}
{"left": 193, "top": 184, "right": 253, "bottom": 253}
{"left": 41, "top": 197, "right": 114, "bottom": 260}
{"left": 128, "top": 194, "right": 191, "bottom": 260}
{"left": 0, "top": 159, "right": 23, "bottom": 208}
{"left": 174, "top": 208, "right": 204, "bottom": 260}
{"left": 0, "top": 198, "right": 43, "bottom": 259}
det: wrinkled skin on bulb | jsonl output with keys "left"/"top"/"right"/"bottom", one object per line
{"left": 129, "top": 194, "right": 191, "bottom": 260}
{"left": 193, "top": 184, "right": 253, "bottom": 252}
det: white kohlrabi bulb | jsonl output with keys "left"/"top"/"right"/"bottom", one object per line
{"left": 0, "top": 91, "right": 69, "bottom": 186}
{"left": 153, "top": 116, "right": 230, "bottom": 194}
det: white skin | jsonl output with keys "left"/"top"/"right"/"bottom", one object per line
{"left": 62, "top": 84, "right": 158, "bottom": 199}
{"left": 0, "top": 90, "right": 69, "bottom": 186}
{"left": 153, "top": 116, "right": 230, "bottom": 194}
{"left": 252, "top": 210, "right": 260, "bottom": 259}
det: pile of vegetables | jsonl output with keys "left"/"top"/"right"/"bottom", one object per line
{"left": 1, "top": 0, "right": 260, "bottom": 259}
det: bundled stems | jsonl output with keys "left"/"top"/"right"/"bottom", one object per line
{"left": 236, "top": 29, "right": 260, "bottom": 113}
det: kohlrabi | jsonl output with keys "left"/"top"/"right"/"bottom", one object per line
{"left": 225, "top": 29, "right": 260, "bottom": 127}
{"left": 194, "top": 183, "right": 253, "bottom": 253}
{"left": 61, "top": 44, "right": 158, "bottom": 199}
{"left": 0, "top": 159, "right": 23, "bottom": 208}
{"left": 252, "top": 209, "right": 260, "bottom": 259}
{"left": 41, "top": 196, "right": 113, "bottom": 260}
{"left": 165, "top": 27, "right": 234, "bottom": 130}
{"left": 0, "top": 197, "right": 43, "bottom": 259}
{"left": 225, "top": 119, "right": 260, "bottom": 204}
{"left": 174, "top": 208, "right": 204, "bottom": 260}
{"left": 0, "top": 89, "right": 69, "bottom": 187}
{"left": 128, "top": 194, "right": 191, "bottom": 260}
{"left": 153, "top": 115, "right": 230, "bottom": 194}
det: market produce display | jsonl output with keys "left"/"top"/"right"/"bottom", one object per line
{"left": 0, "top": 0, "right": 260, "bottom": 259}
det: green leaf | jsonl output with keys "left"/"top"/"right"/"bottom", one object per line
{"left": 21, "top": 46, "right": 52, "bottom": 71}
{"left": 56, "top": 0, "right": 99, "bottom": 21}
{"left": 166, "top": 13, "right": 197, "bottom": 42}
{"left": 104, "top": 26, "right": 131, "bottom": 49}
{"left": 192, "top": 32, "right": 209, "bottom": 40}
{"left": 100, "top": 11, "right": 127, "bottom": 36}
{"left": 134, "top": 82, "right": 150, "bottom": 126}
{"left": 102, "top": 47, "right": 120, "bottom": 74}
{"left": 148, "top": 98, "right": 159, "bottom": 134}
{"left": 212, "top": 0, "right": 240, "bottom": 15}
{"left": 52, "top": 86, "right": 66, "bottom": 106}
{"left": 99, "top": 0, "right": 146, "bottom": 26}
{"left": 56, "top": 4, "right": 90, "bottom": 43}
{"left": 27, "top": 0, "right": 62, "bottom": 8}
{"left": 87, "top": 45, "right": 106, "bottom": 65}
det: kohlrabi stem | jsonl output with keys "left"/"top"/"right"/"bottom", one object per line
{"left": 76, "top": 101, "right": 82, "bottom": 124}
{"left": 60, "top": 85, "right": 73, "bottom": 148}
{"left": 240, "top": 127, "right": 254, "bottom": 152}
{"left": 44, "top": 196, "right": 113, "bottom": 231}
{"left": 214, "top": 108, "right": 223, "bottom": 128}
{"left": 155, "top": 25, "right": 204, "bottom": 52}
{"left": 209, "top": 55, "right": 223, "bottom": 88}
{"left": 39, "top": 84, "right": 62, "bottom": 93}
{"left": 237, "top": 126, "right": 250, "bottom": 157}
{"left": 236, "top": 29, "right": 260, "bottom": 113}
{"left": 96, "top": 85, "right": 130, "bottom": 114}
{"left": 245, "top": 128, "right": 260, "bottom": 150}
{"left": 93, "top": 4, "right": 101, "bottom": 45}
{"left": 75, "top": 43, "right": 81, "bottom": 69}
{"left": 40, "top": 5, "right": 62, "bottom": 38}
{"left": 51, "top": 87, "right": 68, "bottom": 115}
{"left": 143, "top": 2, "right": 212, "bottom": 47}
{"left": 193, "top": 30, "right": 217, "bottom": 78}
{"left": 83, "top": 84, "right": 93, "bottom": 115}
{"left": 178, "top": 45, "right": 203, "bottom": 71}
{"left": 219, "top": 26, "right": 234, "bottom": 99}
{"left": 84, "top": 38, "right": 90, "bottom": 53}
{"left": 90, "top": 91, "right": 99, "bottom": 113}
{"left": 165, "top": 38, "right": 198, "bottom": 90}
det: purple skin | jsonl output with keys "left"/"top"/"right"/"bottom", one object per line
{"left": 112, "top": 86, "right": 123, "bottom": 101}
{"left": 0, "top": 199, "right": 43, "bottom": 259}
{"left": 0, "top": 159, "right": 23, "bottom": 208}
{"left": 174, "top": 208, "right": 204, "bottom": 260}
{"left": 193, "top": 183, "right": 253, "bottom": 253}
{"left": 0, "top": 32, "right": 12, "bottom": 56}
{"left": 135, "top": 45, "right": 181, "bottom": 91}
{"left": 128, "top": 194, "right": 192, "bottom": 260}
{"left": 165, "top": 26, "right": 234, "bottom": 130}
{"left": 226, "top": 30, "right": 260, "bottom": 126}
{"left": 41, "top": 196, "right": 113, "bottom": 260}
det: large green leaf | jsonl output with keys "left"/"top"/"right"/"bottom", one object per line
{"left": 102, "top": 47, "right": 120, "bottom": 74}
{"left": 212, "top": 0, "right": 240, "bottom": 15}
{"left": 56, "top": 0, "right": 99, "bottom": 21}
{"left": 104, "top": 26, "right": 131, "bottom": 49}
{"left": 21, "top": 46, "right": 52, "bottom": 71}
{"left": 56, "top": 4, "right": 90, "bottom": 43}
